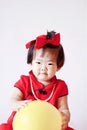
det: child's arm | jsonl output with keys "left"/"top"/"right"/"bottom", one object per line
{"left": 57, "top": 95, "right": 70, "bottom": 130}
{"left": 9, "top": 87, "right": 32, "bottom": 111}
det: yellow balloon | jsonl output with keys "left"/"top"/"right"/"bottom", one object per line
{"left": 13, "top": 100, "right": 62, "bottom": 130}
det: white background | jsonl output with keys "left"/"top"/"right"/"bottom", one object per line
{"left": 0, "top": 0, "right": 86, "bottom": 130}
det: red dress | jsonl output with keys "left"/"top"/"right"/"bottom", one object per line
{"left": 0, "top": 71, "right": 74, "bottom": 130}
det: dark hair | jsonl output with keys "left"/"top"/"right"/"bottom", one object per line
{"left": 27, "top": 31, "right": 65, "bottom": 68}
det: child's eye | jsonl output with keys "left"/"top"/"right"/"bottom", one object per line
{"left": 36, "top": 62, "right": 41, "bottom": 64}
{"left": 48, "top": 63, "right": 53, "bottom": 65}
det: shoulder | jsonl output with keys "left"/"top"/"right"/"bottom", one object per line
{"left": 14, "top": 74, "right": 31, "bottom": 95}
{"left": 56, "top": 79, "right": 68, "bottom": 95}
{"left": 20, "top": 74, "right": 30, "bottom": 81}
{"left": 57, "top": 79, "right": 68, "bottom": 87}
{"left": 14, "top": 74, "right": 30, "bottom": 87}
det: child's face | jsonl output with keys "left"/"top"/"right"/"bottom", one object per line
{"left": 31, "top": 48, "right": 59, "bottom": 85}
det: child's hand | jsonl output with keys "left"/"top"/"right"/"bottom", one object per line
{"left": 11, "top": 100, "right": 32, "bottom": 111}
{"left": 18, "top": 100, "right": 32, "bottom": 110}
{"left": 60, "top": 112, "right": 69, "bottom": 130}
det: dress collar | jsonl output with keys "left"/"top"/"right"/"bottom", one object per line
{"left": 29, "top": 71, "right": 57, "bottom": 101}
{"left": 29, "top": 70, "right": 57, "bottom": 90}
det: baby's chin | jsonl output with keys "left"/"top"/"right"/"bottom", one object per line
{"left": 37, "top": 78, "right": 51, "bottom": 86}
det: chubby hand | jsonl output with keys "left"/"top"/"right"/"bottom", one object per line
{"left": 60, "top": 112, "right": 69, "bottom": 130}
{"left": 10, "top": 99, "right": 32, "bottom": 111}
{"left": 16, "top": 100, "right": 32, "bottom": 111}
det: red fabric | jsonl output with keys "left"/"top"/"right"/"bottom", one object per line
{"left": 0, "top": 124, "right": 12, "bottom": 130}
{"left": 14, "top": 71, "right": 68, "bottom": 108}
{"left": 66, "top": 127, "right": 74, "bottom": 130}
{"left": 0, "top": 71, "right": 74, "bottom": 130}
{"left": 26, "top": 33, "right": 60, "bottom": 49}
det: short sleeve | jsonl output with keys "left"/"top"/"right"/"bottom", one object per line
{"left": 56, "top": 80, "right": 68, "bottom": 97}
{"left": 14, "top": 75, "right": 30, "bottom": 98}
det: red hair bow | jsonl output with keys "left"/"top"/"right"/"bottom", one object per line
{"left": 26, "top": 33, "right": 60, "bottom": 49}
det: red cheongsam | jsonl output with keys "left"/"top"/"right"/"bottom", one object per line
{"left": 0, "top": 71, "right": 74, "bottom": 130}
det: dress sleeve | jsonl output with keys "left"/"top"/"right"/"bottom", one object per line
{"left": 57, "top": 80, "right": 68, "bottom": 97}
{"left": 14, "top": 75, "right": 30, "bottom": 98}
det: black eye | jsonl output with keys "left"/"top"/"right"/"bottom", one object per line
{"left": 36, "top": 62, "right": 41, "bottom": 64}
{"left": 48, "top": 63, "right": 53, "bottom": 65}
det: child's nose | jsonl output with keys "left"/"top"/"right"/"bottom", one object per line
{"left": 41, "top": 64, "right": 47, "bottom": 71}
